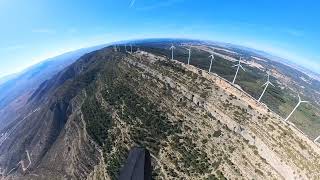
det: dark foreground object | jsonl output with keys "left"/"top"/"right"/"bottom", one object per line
{"left": 119, "top": 147, "right": 152, "bottom": 180}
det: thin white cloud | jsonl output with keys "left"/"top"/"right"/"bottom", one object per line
{"left": 32, "top": 28, "right": 56, "bottom": 34}
{"left": 129, "top": 0, "right": 136, "bottom": 8}
{"left": 137, "top": 0, "right": 185, "bottom": 10}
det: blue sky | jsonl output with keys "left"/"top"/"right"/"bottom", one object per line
{"left": 0, "top": 0, "right": 319, "bottom": 77}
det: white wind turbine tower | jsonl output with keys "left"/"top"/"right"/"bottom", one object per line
{"left": 258, "top": 73, "right": 274, "bottom": 102}
{"left": 0, "top": 167, "right": 5, "bottom": 177}
{"left": 130, "top": 44, "right": 133, "bottom": 53}
{"left": 186, "top": 47, "right": 191, "bottom": 65}
{"left": 208, "top": 54, "right": 215, "bottom": 73}
{"left": 285, "top": 94, "right": 308, "bottom": 122}
{"left": 232, "top": 57, "right": 245, "bottom": 84}
{"left": 22, "top": 150, "right": 32, "bottom": 172}
{"left": 170, "top": 44, "right": 176, "bottom": 60}
{"left": 314, "top": 135, "right": 320, "bottom": 143}
{"left": 113, "top": 45, "right": 118, "bottom": 52}
{"left": 5, "top": 150, "right": 32, "bottom": 176}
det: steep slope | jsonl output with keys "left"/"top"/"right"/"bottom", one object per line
{"left": 0, "top": 45, "right": 105, "bottom": 130}
{"left": 0, "top": 48, "right": 115, "bottom": 179}
{"left": 81, "top": 49, "right": 320, "bottom": 179}
{"left": 0, "top": 46, "right": 319, "bottom": 179}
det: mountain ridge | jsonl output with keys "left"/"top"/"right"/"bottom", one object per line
{"left": 0, "top": 44, "right": 107, "bottom": 131}
{"left": 1, "top": 44, "right": 319, "bottom": 179}
{"left": 0, "top": 39, "right": 320, "bottom": 179}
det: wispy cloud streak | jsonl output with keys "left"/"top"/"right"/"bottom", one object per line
{"left": 129, "top": 0, "right": 136, "bottom": 8}
{"left": 137, "top": 0, "right": 185, "bottom": 10}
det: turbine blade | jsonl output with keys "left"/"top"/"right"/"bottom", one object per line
{"left": 240, "top": 65, "right": 245, "bottom": 71}
{"left": 262, "top": 82, "right": 268, "bottom": 87}
{"left": 269, "top": 82, "right": 275, "bottom": 87}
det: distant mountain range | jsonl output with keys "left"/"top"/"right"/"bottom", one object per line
{"left": 0, "top": 44, "right": 106, "bottom": 130}
{"left": 0, "top": 73, "right": 19, "bottom": 86}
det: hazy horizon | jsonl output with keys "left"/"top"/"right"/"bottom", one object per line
{"left": 0, "top": 0, "right": 319, "bottom": 77}
{"left": 1, "top": 37, "right": 320, "bottom": 80}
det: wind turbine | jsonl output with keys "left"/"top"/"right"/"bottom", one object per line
{"left": 232, "top": 57, "right": 245, "bottom": 84}
{"left": 285, "top": 94, "right": 308, "bottom": 122}
{"left": 22, "top": 150, "right": 32, "bottom": 172}
{"left": 130, "top": 44, "right": 133, "bottom": 54}
{"left": 5, "top": 150, "right": 32, "bottom": 177}
{"left": 186, "top": 47, "right": 191, "bottom": 65}
{"left": 258, "top": 73, "right": 274, "bottom": 102}
{"left": 314, "top": 135, "right": 320, "bottom": 143}
{"left": 170, "top": 44, "right": 176, "bottom": 60}
{"left": 208, "top": 54, "right": 215, "bottom": 73}
{"left": 0, "top": 167, "right": 5, "bottom": 176}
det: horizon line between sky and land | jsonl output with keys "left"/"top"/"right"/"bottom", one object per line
{"left": 0, "top": 38, "right": 319, "bottom": 80}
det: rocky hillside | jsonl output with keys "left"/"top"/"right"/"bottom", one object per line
{"left": 0, "top": 46, "right": 319, "bottom": 179}
{"left": 0, "top": 45, "right": 105, "bottom": 131}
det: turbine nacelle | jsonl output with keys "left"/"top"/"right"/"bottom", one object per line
{"left": 262, "top": 81, "right": 275, "bottom": 87}
{"left": 262, "top": 74, "right": 274, "bottom": 87}
{"left": 232, "top": 58, "right": 246, "bottom": 71}
{"left": 258, "top": 72, "right": 275, "bottom": 102}
{"left": 285, "top": 93, "right": 308, "bottom": 122}
{"left": 170, "top": 44, "right": 176, "bottom": 60}
{"left": 232, "top": 57, "right": 246, "bottom": 84}
{"left": 170, "top": 44, "right": 176, "bottom": 50}
{"left": 130, "top": 44, "right": 133, "bottom": 53}
{"left": 233, "top": 64, "right": 245, "bottom": 71}
{"left": 208, "top": 54, "right": 215, "bottom": 72}
{"left": 298, "top": 94, "right": 308, "bottom": 104}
